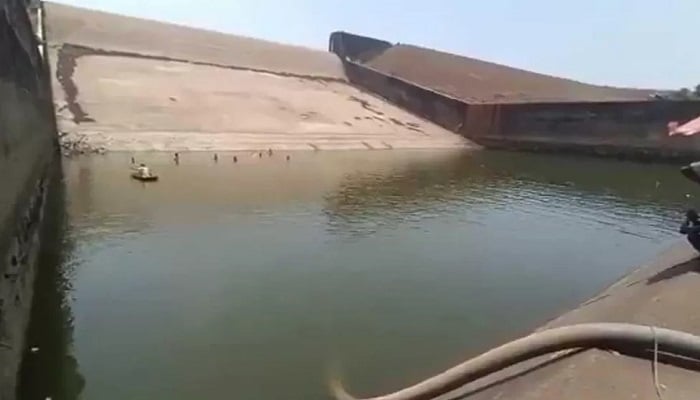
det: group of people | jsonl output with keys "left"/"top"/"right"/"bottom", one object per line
{"left": 127, "top": 154, "right": 700, "bottom": 252}
{"left": 130, "top": 150, "right": 291, "bottom": 179}
{"left": 172, "top": 150, "right": 288, "bottom": 164}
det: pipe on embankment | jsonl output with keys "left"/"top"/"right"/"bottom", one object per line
{"left": 330, "top": 323, "right": 700, "bottom": 400}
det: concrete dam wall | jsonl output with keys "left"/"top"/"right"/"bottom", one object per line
{"left": 44, "top": 2, "right": 470, "bottom": 152}
{"left": 0, "top": 0, "right": 58, "bottom": 398}
{"left": 330, "top": 32, "right": 700, "bottom": 160}
{"left": 1, "top": 4, "right": 700, "bottom": 400}
{"left": 328, "top": 32, "right": 392, "bottom": 63}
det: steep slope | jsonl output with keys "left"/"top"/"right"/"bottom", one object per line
{"left": 44, "top": 1, "right": 344, "bottom": 79}
{"left": 365, "top": 44, "right": 656, "bottom": 103}
{"left": 43, "top": 3, "right": 471, "bottom": 151}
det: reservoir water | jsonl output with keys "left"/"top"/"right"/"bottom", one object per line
{"left": 19, "top": 150, "right": 694, "bottom": 399}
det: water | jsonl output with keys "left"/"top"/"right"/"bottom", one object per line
{"left": 20, "top": 149, "right": 695, "bottom": 400}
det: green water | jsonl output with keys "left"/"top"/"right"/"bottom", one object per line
{"left": 19, "top": 150, "right": 695, "bottom": 399}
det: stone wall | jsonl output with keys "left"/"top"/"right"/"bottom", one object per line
{"left": 332, "top": 32, "right": 700, "bottom": 160}
{"left": 0, "top": 0, "right": 58, "bottom": 398}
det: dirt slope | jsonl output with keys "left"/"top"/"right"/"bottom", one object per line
{"left": 365, "top": 44, "right": 656, "bottom": 103}
{"left": 43, "top": 3, "right": 472, "bottom": 152}
{"left": 44, "top": 1, "right": 345, "bottom": 79}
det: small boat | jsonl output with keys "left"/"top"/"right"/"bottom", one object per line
{"left": 131, "top": 173, "right": 159, "bottom": 182}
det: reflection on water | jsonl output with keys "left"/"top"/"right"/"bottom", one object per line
{"left": 22, "top": 150, "right": 695, "bottom": 399}
{"left": 19, "top": 165, "right": 84, "bottom": 400}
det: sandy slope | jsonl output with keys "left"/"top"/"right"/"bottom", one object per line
{"left": 44, "top": 2, "right": 471, "bottom": 152}
{"left": 365, "top": 45, "right": 656, "bottom": 103}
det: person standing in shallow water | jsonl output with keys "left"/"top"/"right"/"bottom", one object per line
{"left": 680, "top": 209, "right": 700, "bottom": 252}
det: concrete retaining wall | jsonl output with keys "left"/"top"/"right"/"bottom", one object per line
{"left": 0, "top": 0, "right": 58, "bottom": 398}
{"left": 328, "top": 31, "right": 393, "bottom": 62}
{"left": 343, "top": 60, "right": 466, "bottom": 132}
{"left": 331, "top": 32, "right": 700, "bottom": 160}
{"left": 466, "top": 101, "right": 700, "bottom": 160}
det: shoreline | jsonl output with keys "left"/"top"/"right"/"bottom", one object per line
{"left": 436, "top": 241, "right": 700, "bottom": 400}
{"left": 57, "top": 131, "right": 476, "bottom": 155}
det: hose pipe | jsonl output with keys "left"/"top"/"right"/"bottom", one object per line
{"left": 330, "top": 323, "right": 700, "bottom": 400}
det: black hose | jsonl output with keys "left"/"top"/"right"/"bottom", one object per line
{"left": 330, "top": 323, "right": 700, "bottom": 400}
